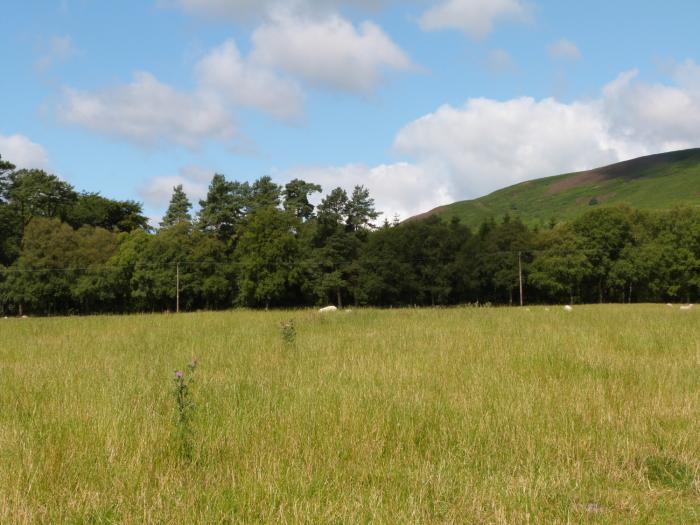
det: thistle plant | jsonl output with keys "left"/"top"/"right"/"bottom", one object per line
{"left": 173, "top": 359, "right": 197, "bottom": 460}
{"left": 280, "top": 319, "right": 296, "bottom": 345}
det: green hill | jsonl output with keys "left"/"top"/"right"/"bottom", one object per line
{"left": 411, "top": 148, "right": 700, "bottom": 228}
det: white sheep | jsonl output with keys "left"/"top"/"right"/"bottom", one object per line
{"left": 666, "top": 303, "right": 674, "bottom": 308}
{"left": 319, "top": 305, "right": 338, "bottom": 313}
{"left": 680, "top": 304, "right": 694, "bottom": 311}
{"left": 564, "top": 305, "right": 573, "bottom": 312}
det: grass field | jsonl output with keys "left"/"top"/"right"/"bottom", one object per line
{"left": 1, "top": 306, "right": 699, "bottom": 523}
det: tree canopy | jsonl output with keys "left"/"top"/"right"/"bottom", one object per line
{"left": 1, "top": 156, "right": 699, "bottom": 315}
{"left": 161, "top": 185, "right": 192, "bottom": 228}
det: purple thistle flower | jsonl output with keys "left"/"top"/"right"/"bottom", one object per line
{"left": 175, "top": 370, "right": 184, "bottom": 379}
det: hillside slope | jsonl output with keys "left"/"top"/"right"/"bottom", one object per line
{"left": 412, "top": 148, "right": 700, "bottom": 228}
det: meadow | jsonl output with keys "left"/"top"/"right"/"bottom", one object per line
{"left": 0, "top": 306, "right": 698, "bottom": 523}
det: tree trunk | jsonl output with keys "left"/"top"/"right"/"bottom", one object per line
{"left": 336, "top": 288, "right": 342, "bottom": 309}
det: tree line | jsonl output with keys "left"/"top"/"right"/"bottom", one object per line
{"left": 0, "top": 154, "right": 698, "bottom": 315}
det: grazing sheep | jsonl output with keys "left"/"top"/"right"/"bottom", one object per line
{"left": 564, "top": 305, "right": 573, "bottom": 312}
{"left": 319, "top": 305, "right": 338, "bottom": 313}
{"left": 680, "top": 304, "right": 694, "bottom": 311}
{"left": 666, "top": 303, "right": 674, "bottom": 307}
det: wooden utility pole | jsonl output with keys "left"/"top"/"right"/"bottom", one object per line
{"left": 176, "top": 262, "right": 180, "bottom": 313}
{"left": 518, "top": 251, "right": 524, "bottom": 307}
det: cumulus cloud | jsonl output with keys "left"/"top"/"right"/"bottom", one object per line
{"left": 196, "top": 39, "right": 304, "bottom": 120}
{"left": 57, "top": 9, "right": 413, "bottom": 147}
{"left": 58, "top": 72, "right": 236, "bottom": 148}
{"left": 549, "top": 38, "right": 581, "bottom": 61}
{"left": 395, "top": 98, "right": 620, "bottom": 197}
{"left": 57, "top": 35, "right": 311, "bottom": 147}
{"left": 393, "top": 61, "right": 700, "bottom": 200}
{"left": 139, "top": 165, "right": 213, "bottom": 208}
{"left": 601, "top": 66, "right": 700, "bottom": 150}
{"left": 166, "top": 0, "right": 393, "bottom": 20}
{"left": 284, "top": 161, "right": 453, "bottom": 220}
{"left": 36, "top": 35, "right": 77, "bottom": 72}
{"left": 419, "top": 0, "right": 531, "bottom": 39}
{"left": 250, "top": 11, "right": 414, "bottom": 93}
{"left": 274, "top": 62, "right": 700, "bottom": 219}
{"left": 0, "top": 134, "right": 50, "bottom": 170}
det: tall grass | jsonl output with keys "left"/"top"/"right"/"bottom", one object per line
{"left": 0, "top": 306, "right": 698, "bottom": 523}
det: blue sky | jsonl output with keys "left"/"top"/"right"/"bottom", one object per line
{"left": 2, "top": 0, "right": 700, "bottom": 223}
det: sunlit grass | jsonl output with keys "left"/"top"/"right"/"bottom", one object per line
{"left": 0, "top": 306, "right": 698, "bottom": 523}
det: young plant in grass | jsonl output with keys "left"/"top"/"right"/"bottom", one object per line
{"left": 280, "top": 319, "right": 296, "bottom": 345}
{"left": 173, "top": 359, "right": 197, "bottom": 461}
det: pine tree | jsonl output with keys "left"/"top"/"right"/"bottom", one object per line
{"left": 198, "top": 174, "right": 250, "bottom": 240}
{"left": 248, "top": 176, "right": 281, "bottom": 213}
{"left": 283, "top": 179, "right": 322, "bottom": 221}
{"left": 161, "top": 185, "right": 192, "bottom": 229}
{"left": 346, "top": 185, "right": 380, "bottom": 233}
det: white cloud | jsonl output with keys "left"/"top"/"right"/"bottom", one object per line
{"left": 250, "top": 11, "right": 413, "bottom": 93}
{"left": 549, "top": 39, "right": 581, "bottom": 61}
{"left": 275, "top": 61, "right": 700, "bottom": 219}
{"left": 36, "top": 35, "right": 77, "bottom": 72}
{"left": 0, "top": 134, "right": 50, "bottom": 170}
{"left": 166, "top": 0, "right": 392, "bottom": 19}
{"left": 395, "top": 97, "right": 619, "bottom": 198}
{"left": 393, "top": 61, "right": 700, "bottom": 200}
{"left": 283, "top": 161, "right": 453, "bottom": 220}
{"left": 419, "top": 0, "right": 531, "bottom": 39}
{"left": 58, "top": 72, "right": 236, "bottom": 148}
{"left": 139, "top": 165, "right": 213, "bottom": 208}
{"left": 57, "top": 36, "right": 309, "bottom": 147}
{"left": 601, "top": 67, "right": 700, "bottom": 149}
{"left": 196, "top": 39, "right": 304, "bottom": 120}
{"left": 57, "top": 13, "right": 411, "bottom": 147}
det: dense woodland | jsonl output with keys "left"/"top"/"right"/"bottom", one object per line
{"left": 0, "top": 155, "right": 699, "bottom": 315}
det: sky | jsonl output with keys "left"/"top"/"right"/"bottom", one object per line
{"left": 2, "top": 0, "right": 700, "bottom": 224}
